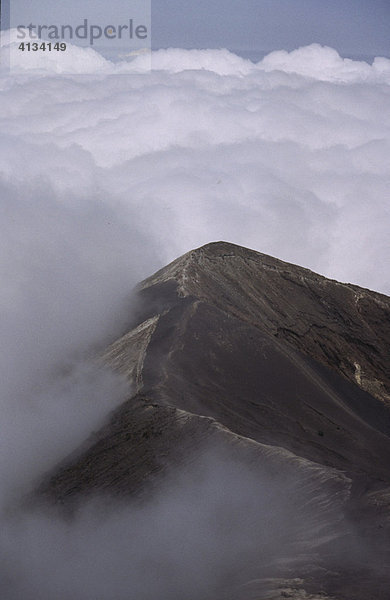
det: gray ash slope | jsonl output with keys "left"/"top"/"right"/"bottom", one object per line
{"left": 39, "top": 241, "right": 390, "bottom": 599}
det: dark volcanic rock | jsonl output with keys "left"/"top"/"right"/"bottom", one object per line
{"left": 38, "top": 241, "right": 390, "bottom": 599}
{"left": 99, "top": 241, "right": 390, "bottom": 478}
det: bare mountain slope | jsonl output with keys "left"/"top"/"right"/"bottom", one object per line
{"left": 38, "top": 242, "right": 390, "bottom": 600}
{"left": 99, "top": 241, "right": 390, "bottom": 478}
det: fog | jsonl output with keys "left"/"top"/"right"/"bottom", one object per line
{"left": 1, "top": 446, "right": 355, "bottom": 599}
{"left": 0, "top": 34, "right": 389, "bottom": 597}
{"left": 0, "top": 180, "right": 159, "bottom": 509}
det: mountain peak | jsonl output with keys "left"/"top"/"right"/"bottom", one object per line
{"left": 140, "top": 240, "right": 372, "bottom": 299}
{"left": 38, "top": 242, "right": 390, "bottom": 599}
{"left": 136, "top": 242, "right": 390, "bottom": 409}
{"left": 139, "top": 241, "right": 320, "bottom": 296}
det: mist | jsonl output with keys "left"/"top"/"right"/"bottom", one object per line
{"left": 0, "top": 178, "right": 161, "bottom": 506}
{"left": 1, "top": 444, "right": 358, "bottom": 600}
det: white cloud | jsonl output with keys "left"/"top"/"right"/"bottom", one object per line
{"left": 260, "top": 43, "right": 390, "bottom": 82}
{"left": 1, "top": 40, "right": 389, "bottom": 293}
{"left": 2, "top": 29, "right": 112, "bottom": 74}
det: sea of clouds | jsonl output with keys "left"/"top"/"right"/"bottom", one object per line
{"left": 2, "top": 32, "right": 390, "bottom": 292}
{"left": 0, "top": 32, "right": 389, "bottom": 598}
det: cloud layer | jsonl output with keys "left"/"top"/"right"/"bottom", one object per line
{"left": 2, "top": 37, "right": 389, "bottom": 293}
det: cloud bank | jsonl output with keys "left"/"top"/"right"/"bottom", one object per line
{"left": 2, "top": 37, "right": 389, "bottom": 293}
{"left": 0, "top": 36, "right": 389, "bottom": 598}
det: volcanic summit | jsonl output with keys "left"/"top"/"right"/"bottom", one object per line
{"left": 39, "top": 241, "right": 390, "bottom": 599}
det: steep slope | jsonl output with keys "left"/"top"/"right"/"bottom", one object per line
{"left": 38, "top": 241, "right": 390, "bottom": 600}
{"left": 100, "top": 241, "right": 390, "bottom": 477}
{"left": 137, "top": 241, "right": 390, "bottom": 407}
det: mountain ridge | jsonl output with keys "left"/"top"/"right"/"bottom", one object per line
{"left": 129, "top": 241, "right": 390, "bottom": 409}
{"left": 36, "top": 241, "right": 390, "bottom": 599}
{"left": 141, "top": 241, "right": 389, "bottom": 299}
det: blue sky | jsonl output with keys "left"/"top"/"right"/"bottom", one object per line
{"left": 152, "top": 0, "right": 390, "bottom": 58}
{"left": 3, "top": 0, "right": 390, "bottom": 59}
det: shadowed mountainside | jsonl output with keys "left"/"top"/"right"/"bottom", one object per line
{"left": 37, "top": 242, "right": 390, "bottom": 600}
